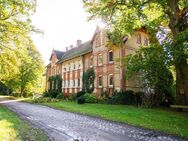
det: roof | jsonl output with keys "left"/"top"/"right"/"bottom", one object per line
{"left": 50, "top": 50, "right": 65, "bottom": 60}
{"left": 60, "top": 41, "right": 92, "bottom": 62}
{"left": 54, "top": 50, "right": 65, "bottom": 60}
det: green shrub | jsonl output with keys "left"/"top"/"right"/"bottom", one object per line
{"left": 76, "top": 91, "right": 85, "bottom": 98}
{"left": 109, "top": 90, "right": 135, "bottom": 105}
{"left": 77, "top": 97, "right": 85, "bottom": 104}
{"left": 56, "top": 93, "right": 64, "bottom": 99}
{"left": 68, "top": 94, "right": 77, "bottom": 101}
{"left": 134, "top": 91, "right": 144, "bottom": 106}
{"left": 32, "top": 97, "right": 60, "bottom": 103}
{"left": 43, "top": 91, "right": 50, "bottom": 97}
{"left": 0, "top": 81, "right": 11, "bottom": 95}
{"left": 82, "top": 93, "right": 97, "bottom": 103}
{"left": 10, "top": 93, "right": 20, "bottom": 97}
{"left": 48, "top": 90, "right": 59, "bottom": 98}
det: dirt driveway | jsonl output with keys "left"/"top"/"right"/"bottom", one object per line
{"left": 0, "top": 97, "right": 186, "bottom": 141}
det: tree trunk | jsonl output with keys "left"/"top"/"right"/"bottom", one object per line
{"left": 175, "top": 61, "right": 188, "bottom": 105}
{"left": 167, "top": 0, "right": 188, "bottom": 105}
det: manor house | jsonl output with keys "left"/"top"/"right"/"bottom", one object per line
{"left": 45, "top": 27, "right": 149, "bottom": 96}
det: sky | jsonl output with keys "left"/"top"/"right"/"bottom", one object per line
{"left": 31, "top": 0, "right": 98, "bottom": 65}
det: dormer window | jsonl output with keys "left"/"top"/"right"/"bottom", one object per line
{"left": 136, "top": 34, "right": 141, "bottom": 44}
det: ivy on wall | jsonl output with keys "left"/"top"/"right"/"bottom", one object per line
{"left": 83, "top": 68, "right": 95, "bottom": 93}
{"left": 48, "top": 75, "right": 62, "bottom": 93}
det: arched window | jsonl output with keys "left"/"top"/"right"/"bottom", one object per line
{"left": 108, "top": 50, "right": 113, "bottom": 63}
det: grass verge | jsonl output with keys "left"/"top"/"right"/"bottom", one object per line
{"left": 0, "top": 104, "right": 47, "bottom": 141}
{"left": 42, "top": 101, "right": 188, "bottom": 138}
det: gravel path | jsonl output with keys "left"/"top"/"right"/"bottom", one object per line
{"left": 0, "top": 98, "right": 187, "bottom": 141}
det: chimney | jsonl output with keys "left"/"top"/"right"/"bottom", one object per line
{"left": 76, "top": 40, "right": 82, "bottom": 47}
{"left": 70, "top": 45, "right": 73, "bottom": 50}
{"left": 66, "top": 47, "right": 68, "bottom": 51}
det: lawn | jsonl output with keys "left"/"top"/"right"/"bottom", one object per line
{"left": 43, "top": 101, "right": 188, "bottom": 138}
{"left": 0, "top": 104, "right": 47, "bottom": 141}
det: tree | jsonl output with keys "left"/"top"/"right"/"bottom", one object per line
{"left": 83, "top": 68, "right": 95, "bottom": 93}
{"left": 17, "top": 39, "right": 44, "bottom": 97}
{"left": 83, "top": 0, "right": 188, "bottom": 105}
{"left": 125, "top": 45, "right": 174, "bottom": 106}
{"left": 0, "top": 0, "right": 37, "bottom": 80}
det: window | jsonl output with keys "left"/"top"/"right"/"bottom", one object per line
{"left": 95, "top": 35, "right": 100, "bottom": 47}
{"left": 78, "top": 79, "right": 80, "bottom": 87}
{"left": 73, "top": 80, "right": 75, "bottom": 87}
{"left": 68, "top": 81, "right": 70, "bottom": 87}
{"left": 98, "top": 76, "right": 102, "bottom": 86}
{"left": 144, "top": 37, "right": 148, "bottom": 46}
{"left": 136, "top": 34, "right": 141, "bottom": 44}
{"left": 64, "top": 81, "right": 66, "bottom": 87}
{"left": 109, "top": 74, "right": 113, "bottom": 86}
{"left": 73, "top": 64, "right": 76, "bottom": 70}
{"left": 64, "top": 67, "right": 66, "bottom": 72}
{"left": 90, "top": 56, "right": 93, "bottom": 67}
{"left": 98, "top": 54, "right": 103, "bottom": 66}
{"left": 68, "top": 64, "right": 70, "bottom": 71}
{"left": 108, "top": 51, "right": 113, "bottom": 63}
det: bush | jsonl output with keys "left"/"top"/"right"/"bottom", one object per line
{"left": 76, "top": 91, "right": 85, "bottom": 98}
{"left": 0, "top": 81, "right": 11, "bottom": 95}
{"left": 134, "top": 91, "right": 144, "bottom": 106}
{"left": 82, "top": 93, "right": 97, "bottom": 103}
{"left": 68, "top": 94, "right": 77, "bottom": 101}
{"left": 109, "top": 90, "right": 135, "bottom": 105}
{"left": 77, "top": 97, "right": 85, "bottom": 104}
{"left": 43, "top": 91, "right": 50, "bottom": 97}
{"left": 56, "top": 93, "right": 64, "bottom": 99}
{"left": 32, "top": 97, "right": 60, "bottom": 103}
{"left": 48, "top": 90, "right": 59, "bottom": 98}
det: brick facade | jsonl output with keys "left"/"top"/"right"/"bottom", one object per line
{"left": 45, "top": 27, "right": 149, "bottom": 96}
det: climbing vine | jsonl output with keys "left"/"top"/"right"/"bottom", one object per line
{"left": 83, "top": 68, "right": 95, "bottom": 93}
{"left": 48, "top": 75, "right": 62, "bottom": 93}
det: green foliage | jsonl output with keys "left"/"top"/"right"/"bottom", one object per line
{"left": 109, "top": 90, "right": 136, "bottom": 105}
{"left": 48, "top": 75, "right": 62, "bottom": 93}
{"left": 0, "top": 0, "right": 44, "bottom": 97}
{"left": 76, "top": 91, "right": 86, "bottom": 98}
{"left": 83, "top": 0, "right": 188, "bottom": 105}
{"left": 32, "top": 97, "right": 60, "bottom": 103}
{"left": 125, "top": 45, "right": 174, "bottom": 106}
{"left": 43, "top": 91, "right": 50, "bottom": 97}
{"left": 0, "top": 81, "right": 11, "bottom": 95}
{"left": 0, "top": 105, "right": 47, "bottom": 141}
{"left": 77, "top": 97, "right": 85, "bottom": 104}
{"left": 43, "top": 101, "right": 188, "bottom": 138}
{"left": 56, "top": 93, "right": 64, "bottom": 99}
{"left": 83, "top": 68, "right": 95, "bottom": 93}
{"left": 82, "top": 93, "right": 97, "bottom": 103}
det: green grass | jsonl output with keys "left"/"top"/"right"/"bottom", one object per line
{"left": 43, "top": 101, "right": 188, "bottom": 138}
{"left": 0, "top": 105, "right": 47, "bottom": 141}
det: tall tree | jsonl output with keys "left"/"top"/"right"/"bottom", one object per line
{"left": 83, "top": 0, "right": 188, "bottom": 105}
{"left": 0, "top": 0, "right": 37, "bottom": 80}
{"left": 17, "top": 40, "right": 44, "bottom": 96}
